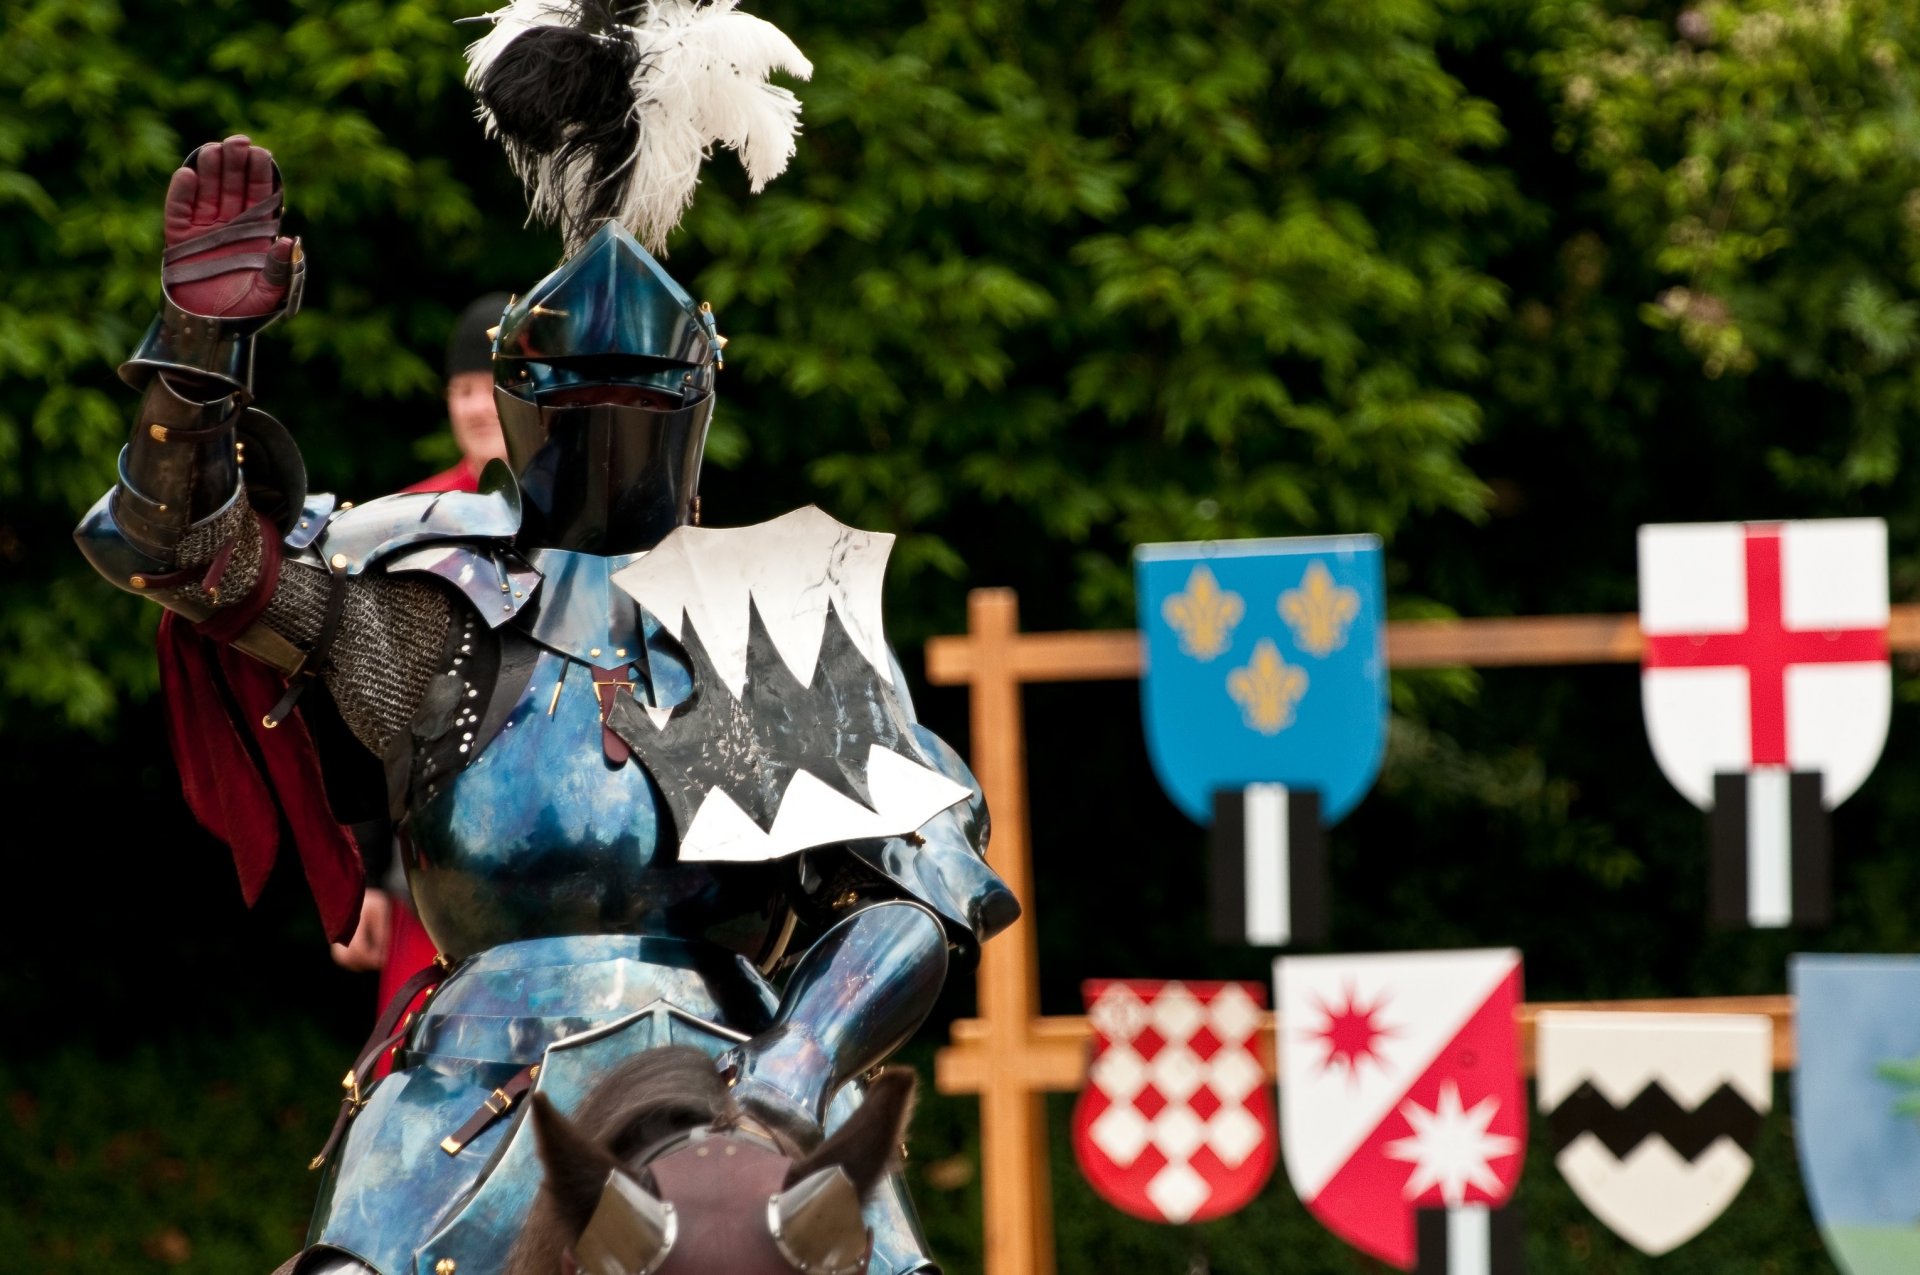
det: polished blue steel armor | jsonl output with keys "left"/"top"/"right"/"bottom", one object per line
{"left": 78, "top": 160, "right": 1014, "bottom": 1274}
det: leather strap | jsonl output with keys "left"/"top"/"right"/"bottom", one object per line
{"left": 591, "top": 663, "right": 637, "bottom": 765}
{"left": 309, "top": 957, "right": 451, "bottom": 1171}
{"left": 195, "top": 512, "right": 282, "bottom": 644}
{"left": 440, "top": 1063, "right": 540, "bottom": 1156}
{"left": 161, "top": 191, "right": 284, "bottom": 287}
{"left": 132, "top": 534, "right": 240, "bottom": 601}
{"left": 264, "top": 560, "right": 350, "bottom": 729}
{"left": 142, "top": 416, "right": 235, "bottom": 443}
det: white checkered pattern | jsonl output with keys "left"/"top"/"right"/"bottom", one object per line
{"left": 1080, "top": 980, "right": 1276, "bottom": 1223}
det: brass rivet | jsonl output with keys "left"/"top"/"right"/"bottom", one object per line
{"left": 339, "top": 501, "right": 354, "bottom": 511}
{"left": 436, "top": 1261, "right": 457, "bottom": 1275}
{"left": 499, "top": 582, "right": 510, "bottom": 593}
{"left": 614, "top": 648, "right": 626, "bottom": 657}
{"left": 155, "top": 503, "right": 167, "bottom": 513}
{"left": 512, "top": 589, "right": 522, "bottom": 598}
{"left": 503, "top": 602, "right": 512, "bottom": 613}
{"left": 148, "top": 423, "right": 169, "bottom": 442}
{"left": 299, "top": 519, "right": 309, "bottom": 529}
{"left": 330, "top": 553, "right": 350, "bottom": 570}
{"left": 590, "top": 648, "right": 601, "bottom": 657}
{"left": 128, "top": 574, "right": 148, "bottom": 589}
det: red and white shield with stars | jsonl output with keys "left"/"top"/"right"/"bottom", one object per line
{"left": 1275, "top": 949, "right": 1525, "bottom": 1269}
{"left": 1638, "top": 519, "right": 1889, "bottom": 809}
{"left": 1072, "top": 980, "right": 1277, "bottom": 1224}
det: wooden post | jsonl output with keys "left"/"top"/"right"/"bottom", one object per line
{"left": 965, "top": 590, "right": 1054, "bottom": 1275}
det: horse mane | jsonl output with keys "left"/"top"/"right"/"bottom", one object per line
{"left": 508, "top": 1045, "right": 740, "bottom": 1275}
{"left": 570, "top": 1044, "right": 741, "bottom": 1159}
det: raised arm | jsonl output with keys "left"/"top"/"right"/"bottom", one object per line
{"left": 74, "top": 138, "right": 456, "bottom": 761}
{"left": 112, "top": 135, "right": 302, "bottom": 583}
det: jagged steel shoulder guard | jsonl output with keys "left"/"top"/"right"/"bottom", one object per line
{"left": 308, "top": 460, "right": 541, "bottom": 626}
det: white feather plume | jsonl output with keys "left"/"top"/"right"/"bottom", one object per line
{"left": 466, "top": 0, "right": 812, "bottom": 255}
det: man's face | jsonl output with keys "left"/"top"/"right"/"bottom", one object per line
{"left": 447, "top": 371, "right": 507, "bottom": 468}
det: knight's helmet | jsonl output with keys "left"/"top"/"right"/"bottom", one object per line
{"left": 493, "top": 226, "right": 725, "bottom": 551}
{"left": 465, "top": 0, "right": 812, "bottom": 553}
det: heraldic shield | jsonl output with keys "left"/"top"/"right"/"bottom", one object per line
{"left": 1536, "top": 1011, "right": 1771, "bottom": 1256}
{"left": 1136, "top": 536, "right": 1387, "bottom": 825}
{"left": 1071, "top": 980, "right": 1277, "bottom": 1224}
{"left": 1276, "top": 950, "right": 1525, "bottom": 1270}
{"left": 1792, "top": 955, "right": 1920, "bottom": 1275}
{"left": 1638, "top": 519, "right": 1888, "bottom": 928}
{"left": 1638, "top": 519, "right": 1889, "bottom": 810}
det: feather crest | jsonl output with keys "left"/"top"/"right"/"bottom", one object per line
{"left": 467, "top": 0, "right": 811, "bottom": 254}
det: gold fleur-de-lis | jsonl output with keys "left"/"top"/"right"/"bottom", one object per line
{"left": 1162, "top": 565, "right": 1244, "bottom": 662}
{"left": 1279, "top": 560, "right": 1361, "bottom": 658}
{"left": 1227, "top": 639, "right": 1309, "bottom": 735}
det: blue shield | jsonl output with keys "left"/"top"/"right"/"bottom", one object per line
{"left": 1135, "top": 536, "right": 1386, "bottom": 825}
{"left": 1792, "top": 955, "right": 1920, "bottom": 1274}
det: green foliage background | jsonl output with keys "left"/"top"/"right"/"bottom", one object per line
{"left": 4, "top": 0, "right": 1920, "bottom": 1269}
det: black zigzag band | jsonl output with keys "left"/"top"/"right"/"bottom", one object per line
{"left": 1549, "top": 1081, "right": 1763, "bottom": 1162}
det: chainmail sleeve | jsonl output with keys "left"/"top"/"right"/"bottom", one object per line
{"left": 264, "top": 562, "right": 451, "bottom": 756}
{"left": 158, "top": 506, "right": 453, "bottom": 757}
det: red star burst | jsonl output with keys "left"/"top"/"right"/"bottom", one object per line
{"left": 1308, "top": 985, "right": 1394, "bottom": 1079}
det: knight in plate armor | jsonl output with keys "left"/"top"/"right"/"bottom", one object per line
{"left": 74, "top": 5, "right": 1016, "bottom": 1273}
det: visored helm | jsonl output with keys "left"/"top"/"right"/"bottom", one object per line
{"left": 493, "top": 222, "right": 726, "bottom": 553}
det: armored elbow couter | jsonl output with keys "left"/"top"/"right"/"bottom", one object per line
{"left": 728, "top": 901, "right": 950, "bottom": 1140}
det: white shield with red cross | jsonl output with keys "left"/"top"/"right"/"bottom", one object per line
{"left": 1639, "top": 520, "right": 1887, "bottom": 927}
{"left": 1276, "top": 949, "right": 1525, "bottom": 1271}
{"left": 1638, "top": 520, "right": 1888, "bottom": 809}
{"left": 1072, "top": 980, "right": 1277, "bottom": 1224}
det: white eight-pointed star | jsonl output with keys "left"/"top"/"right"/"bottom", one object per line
{"left": 1382, "top": 1080, "right": 1518, "bottom": 1206}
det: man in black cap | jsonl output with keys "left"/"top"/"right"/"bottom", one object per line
{"left": 403, "top": 291, "right": 511, "bottom": 494}
{"left": 330, "top": 292, "right": 513, "bottom": 1021}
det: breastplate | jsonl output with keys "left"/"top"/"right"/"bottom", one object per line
{"left": 404, "top": 549, "right": 781, "bottom": 961}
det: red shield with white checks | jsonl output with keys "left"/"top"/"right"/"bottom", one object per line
{"left": 1638, "top": 520, "right": 1889, "bottom": 809}
{"left": 1276, "top": 950, "right": 1525, "bottom": 1269}
{"left": 1072, "top": 980, "right": 1277, "bottom": 1224}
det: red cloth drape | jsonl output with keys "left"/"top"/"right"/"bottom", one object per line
{"left": 155, "top": 512, "right": 364, "bottom": 943}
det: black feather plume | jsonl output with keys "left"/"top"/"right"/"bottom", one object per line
{"left": 474, "top": 2, "right": 644, "bottom": 241}
{"left": 468, "top": 0, "right": 813, "bottom": 253}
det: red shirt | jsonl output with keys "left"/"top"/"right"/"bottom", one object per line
{"left": 402, "top": 458, "right": 482, "bottom": 495}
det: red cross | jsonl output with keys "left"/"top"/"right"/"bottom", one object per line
{"left": 1643, "top": 525, "right": 1885, "bottom": 765}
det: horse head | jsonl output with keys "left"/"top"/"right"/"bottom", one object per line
{"left": 507, "top": 1045, "right": 916, "bottom": 1275}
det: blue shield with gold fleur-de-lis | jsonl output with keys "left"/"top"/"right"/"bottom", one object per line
{"left": 1136, "top": 535, "right": 1387, "bottom": 824}
{"left": 1137, "top": 537, "right": 1387, "bottom": 945}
